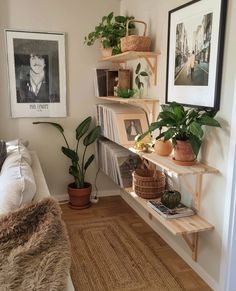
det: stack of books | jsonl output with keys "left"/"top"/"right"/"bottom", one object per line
{"left": 147, "top": 200, "right": 195, "bottom": 219}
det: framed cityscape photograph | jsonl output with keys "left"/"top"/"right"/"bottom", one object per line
{"left": 166, "top": 0, "right": 228, "bottom": 110}
{"left": 5, "top": 30, "right": 67, "bottom": 118}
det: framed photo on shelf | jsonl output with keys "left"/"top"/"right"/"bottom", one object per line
{"left": 115, "top": 113, "right": 149, "bottom": 146}
{"left": 5, "top": 30, "right": 67, "bottom": 118}
{"left": 166, "top": 0, "right": 228, "bottom": 110}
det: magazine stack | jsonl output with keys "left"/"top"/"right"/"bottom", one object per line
{"left": 96, "top": 138, "right": 141, "bottom": 188}
{"left": 147, "top": 200, "right": 195, "bottom": 219}
{"left": 96, "top": 103, "right": 149, "bottom": 147}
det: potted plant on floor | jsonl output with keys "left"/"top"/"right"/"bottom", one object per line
{"left": 138, "top": 102, "right": 221, "bottom": 165}
{"left": 33, "top": 117, "right": 101, "bottom": 209}
{"left": 84, "top": 12, "right": 135, "bottom": 56}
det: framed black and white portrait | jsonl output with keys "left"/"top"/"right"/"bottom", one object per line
{"left": 166, "top": 0, "right": 228, "bottom": 110}
{"left": 5, "top": 30, "right": 66, "bottom": 117}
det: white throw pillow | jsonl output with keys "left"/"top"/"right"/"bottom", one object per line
{"left": 0, "top": 153, "right": 36, "bottom": 215}
{"left": 6, "top": 139, "right": 31, "bottom": 165}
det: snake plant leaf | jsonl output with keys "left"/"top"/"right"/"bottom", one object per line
{"left": 83, "top": 126, "right": 101, "bottom": 146}
{"left": 135, "top": 63, "right": 141, "bottom": 74}
{"left": 61, "top": 146, "right": 79, "bottom": 163}
{"left": 33, "top": 122, "right": 64, "bottom": 133}
{"left": 188, "top": 134, "right": 202, "bottom": 157}
{"left": 76, "top": 117, "right": 92, "bottom": 142}
{"left": 197, "top": 115, "right": 221, "bottom": 127}
{"left": 189, "top": 122, "right": 204, "bottom": 139}
{"left": 84, "top": 154, "right": 95, "bottom": 171}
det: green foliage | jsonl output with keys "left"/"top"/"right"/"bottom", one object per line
{"left": 33, "top": 118, "right": 101, "bottom": 189}
{"left": 135, "top": 62, "right": 149, "bottom": 90}
{"left": 138, "top": 102, "right": 221, "bottom": 157}
{"left": 84, "top": 12, "right": 135, "bottom": 55}
{"left": 116, "top": 88, "right": 136, "bottom": 98}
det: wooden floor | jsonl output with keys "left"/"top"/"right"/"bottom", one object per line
{"left": 61, "top": 196, "right": 212, "bottom": 291}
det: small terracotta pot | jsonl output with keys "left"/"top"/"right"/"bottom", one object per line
{"left": 174, "top": 140, "right": 196, "bottom": 164}
{"left": 68, "top": 182, "right": 92, "bottom": 210}
{"left": 100, "top": 47, "right": 113, "bottom": 57}
{"left": 154, "top": 139, "right": 173, "bottom": 156}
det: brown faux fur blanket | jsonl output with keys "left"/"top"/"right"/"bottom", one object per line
{"left": 0, "top": 198, "right": 71, "bottom": 291}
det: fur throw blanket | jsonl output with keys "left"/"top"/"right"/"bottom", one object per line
{"left": 0, "top": 198, "right": 71, "bottom": 291}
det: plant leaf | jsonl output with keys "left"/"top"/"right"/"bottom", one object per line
{"left": 197, "top": 116, "right": 221, "bottom": 127}
{"left": 83, "top": 126, "right": 101, "bottom": 146}
{"left": 84, "top": 154, "right": 95, "bottom": 171}
{"left": 33, "top": 121, "right": 64, "bottom": 133}
{"left": 188, "top": 134, "right": 202, "bottom": 157}
{"left": 135, "top": 76, "right": 140, "bottom": 86}
{"left": 76, "top": 116, "right": 92, "bottom": 142}
{"left": 61, "top": 146, "right": 79, "bottom": 163}
{"left": 135, "top": 63, "right": 141, "bottom": 74}
{"left": 69, "top": 165, "right": 79, "bottom": 177}
{"left": 163, "top": 128, "right": 175, "bottom": 141}
{"left": 140, "top": 71, "right": 148, "bottom": 77}
{"left": 189, "top": 122, "right": 204, "bottom": 139}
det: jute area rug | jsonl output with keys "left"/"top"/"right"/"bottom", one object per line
{"left": 68, "top": 216, "right": 184, "bottom": 291}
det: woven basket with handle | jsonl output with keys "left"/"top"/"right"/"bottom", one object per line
{"left": 132, "top": 168, "right": 166, "bottom": 199}
{"left": 121, "top": 20, "right": 152, "bottom": 52}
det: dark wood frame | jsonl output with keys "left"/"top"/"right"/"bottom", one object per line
{"left": 165, "top": 0, "right": 228, "bottom": 110}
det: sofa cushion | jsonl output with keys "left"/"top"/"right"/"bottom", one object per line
{"left": 0, "top": 153, "right": 36, "bottom": 215}
{"left": 0, "top": 140, "right": 7, "bottom": 170}
{"left": 6, "top": 139, "right": 31, "bottom": 165}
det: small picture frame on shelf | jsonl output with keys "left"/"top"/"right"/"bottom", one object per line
{"left": 115, "top": 113, "right": 149, "bottom": 146}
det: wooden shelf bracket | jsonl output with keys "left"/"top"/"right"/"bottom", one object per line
{"left": 182, "top": 233, "right": 198, "bottom": 261}
{"left": 180, "top": 174, "right": 203, "bottom": 211}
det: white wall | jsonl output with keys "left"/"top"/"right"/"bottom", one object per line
{"left": 120, "top": 0, "right": 236, "bottom": 288}
{"left": 0, "top": 0, "right": 120, "bottom": 196}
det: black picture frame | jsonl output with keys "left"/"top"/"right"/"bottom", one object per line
{"left": 166, "top": 0, "right": 228, "bottom": 110}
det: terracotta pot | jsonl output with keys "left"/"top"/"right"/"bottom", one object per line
{"left": 173, "top": 140, "right": 196, "bottom": 164}
{"left": 154, "top": 139, "right": 173, "bottom": 156}
{"left": 100, "top": 47, "right": 113, "bottom": 57}
{"left": 68, "top": 182, "right": 92, "bottom": 210}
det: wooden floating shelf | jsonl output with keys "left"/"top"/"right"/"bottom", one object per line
{"left": 99, "top": 51, "right": 159, "bottom": 86}
{"left": 97, "top": 96, "right": 159, "bottom": 103}
{"left": 99, "top": 51, "right": 159, "bottom": 63}
{"left": 122, "top": 188, "right": 214, "bottom": 261}
{"left": 129, "top": 148, "right": 219, "bottom": 177}
{"left": 97, "top": 97, "right": 159, "bottom": 122}
{"left": 123, "top": 188, "right": 214, "bottom": 236}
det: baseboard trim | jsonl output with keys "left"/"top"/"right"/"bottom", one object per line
{"left": 120, "top": 189, "right": 218, "bottom": 290}
{"left": 55, "top": 189, "right": 120, "bottom": 202}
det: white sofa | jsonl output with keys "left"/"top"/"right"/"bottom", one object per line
{"left": 31, "top": 151, "right": 75, "bottom": 291}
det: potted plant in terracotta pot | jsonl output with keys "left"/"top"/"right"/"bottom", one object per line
{"left": 138, "top": 102, "right": 221, "bottom": 165}
{"left": 33, "top": 117, "right": 101, "bottom": 209}
{"left": 84, "top": 12, "right": 135, "bottom": 56}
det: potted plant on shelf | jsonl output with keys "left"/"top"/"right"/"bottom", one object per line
{"left": 33, "top": 117, "right": 101, "bottom": 209}
{"left": 138, "top": 102, "right": 221, "bottom": 165}
{"left": 135, "top": 62, "right": 149, "bottom": 98}
{"left": 84, "top": 12, "right": 135, "bottom": 56}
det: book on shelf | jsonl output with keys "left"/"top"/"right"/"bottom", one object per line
{"left": 147, "top": 200, "right": 195, "bottom": 219}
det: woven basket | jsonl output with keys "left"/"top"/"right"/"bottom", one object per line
{"left": 121, "top": 20, "right": 151, "bottom": 52}
{"left": 132, "top": 168, "right": 166, "bottom": 199}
